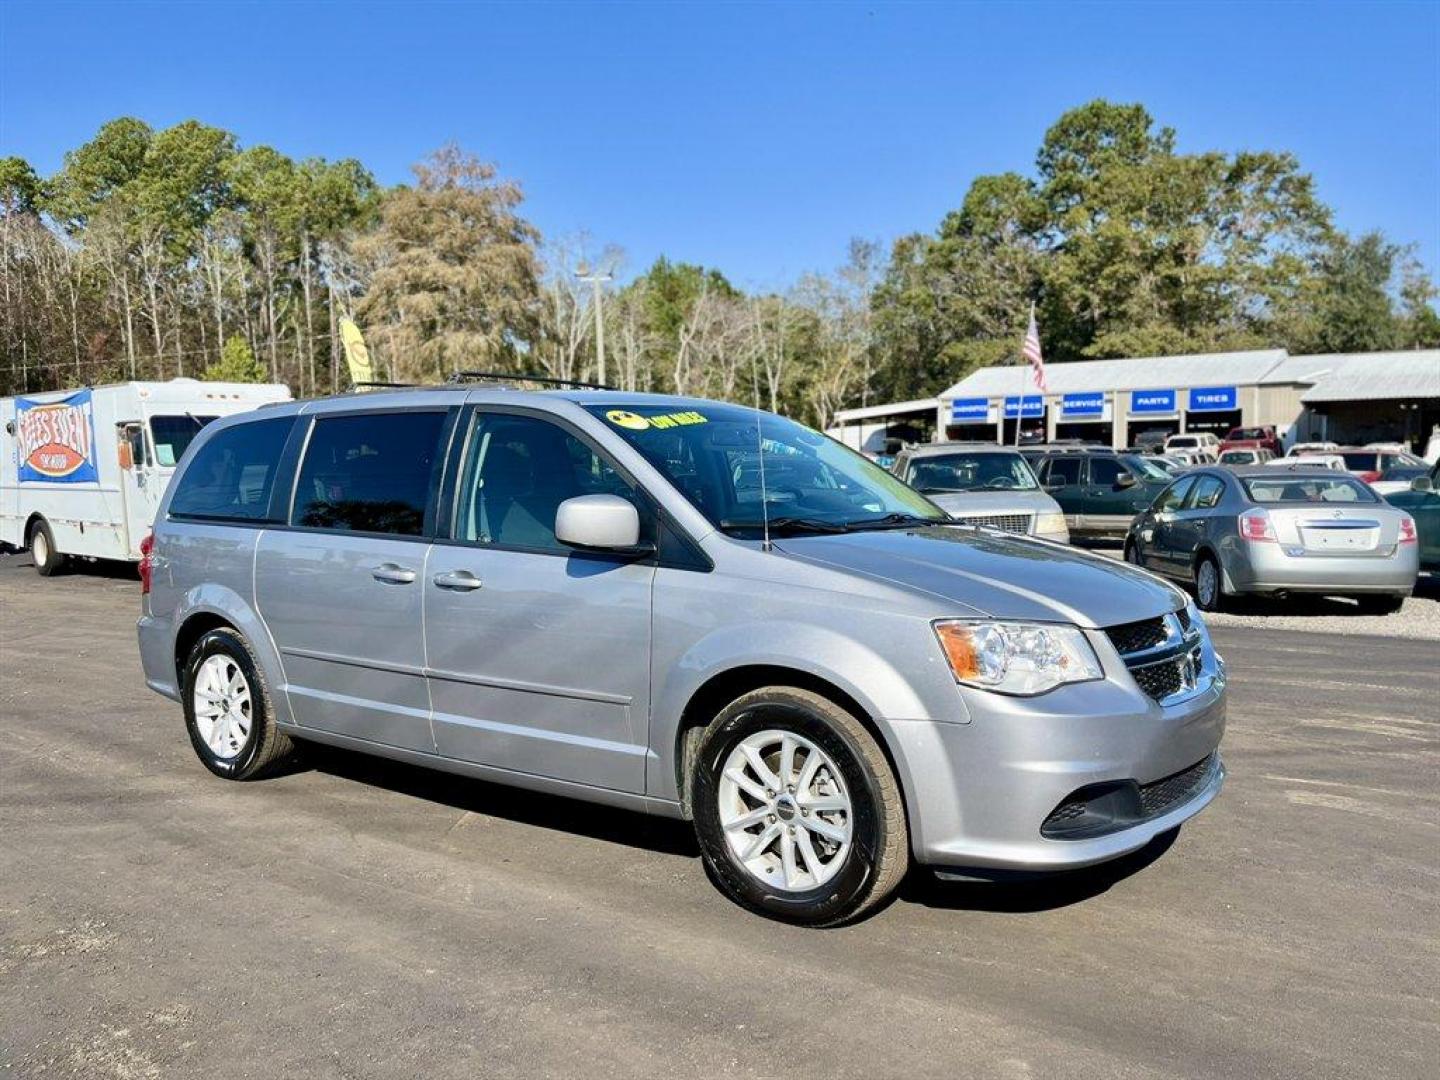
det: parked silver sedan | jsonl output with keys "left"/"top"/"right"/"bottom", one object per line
{"left": 1124, "top": 467, "right": 1419, "bottom": 613}
{"left": 890, "top": 443, "right": 1070, "bottom": 543}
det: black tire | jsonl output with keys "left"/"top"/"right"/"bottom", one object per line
{"left": 28, "top": 519, "right": 65, "bottom": 577}
{"left": 1355, "top": 594, "right": 1405, "bottom": 616}
{"left": 181, "top": 627, "right": 293, "bottom": 780}
{"left": 1123, "top": 538, "right": 1141, "bottom": 566}
{"left": 1193, "top": 553, "right": 1227, "bottom": 613}
{"left": 691, "top": 687, "right": 908, "bottom": 927}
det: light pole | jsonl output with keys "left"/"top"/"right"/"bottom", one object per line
{"left": 575, "top": 262, "right": 612, "bottom": 385}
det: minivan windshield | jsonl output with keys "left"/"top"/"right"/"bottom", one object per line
{"left": 585, "top": 403, "right": 947, "bottom": 537}
{"left": 903, "top": 451, "right": 1038, "bottom": 493}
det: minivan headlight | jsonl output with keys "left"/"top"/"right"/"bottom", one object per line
{"left": 933, "top": 619, "right": 1103, "bottom": 696}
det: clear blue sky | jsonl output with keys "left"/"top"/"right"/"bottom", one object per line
{"left": 2, "top": 1, "right": 1437, "bottom": 290}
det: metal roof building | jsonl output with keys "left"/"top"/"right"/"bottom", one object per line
{"left": 925, "top": 347, "right": 1439, "bottom": 452}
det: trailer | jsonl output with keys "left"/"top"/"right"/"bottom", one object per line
{"left": 1, "top": 379, "right": 291, "bottom": 575}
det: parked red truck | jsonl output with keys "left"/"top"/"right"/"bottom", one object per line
{"left": 1219, "top": 425, "right": 1282, "bottom": 456}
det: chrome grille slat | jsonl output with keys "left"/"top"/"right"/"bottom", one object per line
{"left": 1105, "top": 612, "right": 1203, "bottom": 703}
{"left": 949, "top": 512, "right": 1033, "bottom": 535}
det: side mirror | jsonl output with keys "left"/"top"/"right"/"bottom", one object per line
{"left": 1413, "top": 476, "right": 1435, "bottom": 493}
{"left": 555, "top": 494, "right": 649, "bottom": 553}
{"left": 1045, "top": 479, "right": 1068, "bottom": 491}
{"left": 118, "top": 440, "right": 134, "bottom": 471}
{"left": 1115, "top": 473, "right": 1138, "bottom": 490}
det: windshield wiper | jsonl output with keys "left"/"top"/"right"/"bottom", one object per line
{"left": 718, "top": 516, "right": 852, "bottom": 536}
{"left": 844, "top": 512, "right": 944, "bottom": 531}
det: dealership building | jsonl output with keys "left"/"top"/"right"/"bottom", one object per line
{"left": 831, "top": 348, "right": 1439, "bottom": 454}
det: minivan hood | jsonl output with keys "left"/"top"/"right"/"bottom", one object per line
{"left": 776, "top": 526, "right": 1183, "bottom": 628}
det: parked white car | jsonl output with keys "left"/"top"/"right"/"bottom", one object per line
{"left": 1, "top": 378, "right": 291, "bottom": 574}
{"left": 1164, "top": 432, "right": 1221, "bottom": 455}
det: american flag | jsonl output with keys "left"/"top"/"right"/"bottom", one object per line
{"left": 1022, "top": 305, "right": 1046, "bottom": 392}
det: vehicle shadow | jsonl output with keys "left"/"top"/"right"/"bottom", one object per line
{"left": 1219, "top": 571, "right": 1438, "bottom": 616}
{"left": 899, "top": 826, "right": 1179, "bottom": 914}
{"left": 2, "top": 551, "right": 139, "bottom": 580}
{"left": 294, "top": 739, "right": 701, "bottom": 859}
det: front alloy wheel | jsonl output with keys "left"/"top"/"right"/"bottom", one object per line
{"left": 692, "top": 686, "right": 908, "bottom": 926}
{"left": 717, "top": 730, "right": 853, "bottom": 893}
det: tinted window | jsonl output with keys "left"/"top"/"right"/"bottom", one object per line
{"left": 1242, "top": 476, "right": 1378, "bottom": 504}
{"left": 169, "top": 417, "right": 293, "bottom": 521}
{"left": 293, "top": 411, "right": 447, "bottom": 536}
{"left": 456, "top": 413, "right": 636, "bottom": 552}
{"left": 583, "top": 403, "right": 944, "bottom": 537}
{"left": 905, "top": 452, "right": 1038, "bottom": 492}
{"left": 1187, "top": 475, "right": 1226, "bottom": 509}
{"left": 1339, "top": 451, "right": 1378, "bottom": 471}
{"left": 151, "top": 415, "right": 219, "bottom": 468}
{"left": 1154, "top": 476, "right": 1195, "bottom": 512}
{"left": 1044, "top": 456, "right": 1082, "bottom": 486}
{"left": 1088, "top": 457, "right": 1127, "bottom": 486}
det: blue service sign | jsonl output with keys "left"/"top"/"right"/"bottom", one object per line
{"left": 1130, "top": 389, "right": 1176, "bottom": 414}
{"left": 1003, "top": 396, "right": 1045, "bottom": 419}
{"left": 1188, "top": 386, "right": 1238, "bottom": 412}
{"left": 949, "top": 397, "right": 989, "bottom": 422}
{"left": 1061, "top": 392, "right": 1104, "bottom": 416}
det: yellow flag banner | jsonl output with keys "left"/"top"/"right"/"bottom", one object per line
{"left": 338, "top": 317, "right": 374, "bottom": 388}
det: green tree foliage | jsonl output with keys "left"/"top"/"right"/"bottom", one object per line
{"left": 356, "top": 145, "right": 541, "bottom": 382}
{"left": 203, "top": 334, "right": 266, "bottom": 382}
{"left": 871, "top": 99, "right": 1434, "bottom": 400}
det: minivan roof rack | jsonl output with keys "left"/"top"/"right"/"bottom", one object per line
{"left": 446, "top": 370, "right": 616, "bottom": 391}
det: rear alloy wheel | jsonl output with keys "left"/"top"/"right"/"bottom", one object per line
{"left": 183, "top": 628, "right": 293, "bottom": 780}
{"left": 692, "top": 687, "right": 907, "bottom": 926}
{"left": 29, "top": 519, "right": 65, "bottom": 577}
{"left": 1194, "top": 554, "right": 1226, "bottom": 613}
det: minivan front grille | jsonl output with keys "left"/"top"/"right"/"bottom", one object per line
{"left": 950, "top": 512, "right": 1033, "bottom": 534}
{"left": 1041, "top": 753, "right": 1218, "bottom": 839}
{"left": 1105, "top": 611, "right": 1203, "bottom": 703}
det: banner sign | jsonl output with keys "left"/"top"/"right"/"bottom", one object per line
{"left": 1130, "top": 389, "right": 1177, "bottom": 415}
{"left": 1003, "top": 396, "right": 1045, "bottom": 419}
{"left": 16, "top": 389, "right": 99, "bottom": 484}
{"left": 339, "top": 317, "right": 375, "bottom": 388}
{"left": 1061, "top": 392, "right": 1105, "bottom": 417}
{"left": 949, "top": 397, "right": 989, "bottom": 423}
{"left": 1187, "top": 386, "right": 1238, "bottom": 412}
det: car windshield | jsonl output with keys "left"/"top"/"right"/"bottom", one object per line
{"left": 904, "top": 451, "right": 1038, "bottom": 493}
{"left": 586, "top": 402, "right": 947, "bottom": 537}
{"left": 1168, "top": 436, "right": 1198, "bottom": 448}
{"left": 1242, "top": 475, "right": 1378, "bottom": 504}
{"left": 1228, "top": 428, "right": 1266, "bottom": 440}
{"left": 1220, "top": 451, "right": 1255, "bottom": 464}
{"left": 151, "top": 414, "right": 220, "bottom": 467}
{"left": 1122, "top": 454, "right": 1171, "bottom": 481}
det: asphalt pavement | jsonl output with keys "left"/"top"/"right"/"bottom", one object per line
{"left": 2, "top": 553, "right": 1437, "bottom": 1079}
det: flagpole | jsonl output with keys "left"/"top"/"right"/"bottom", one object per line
{"left": 1014, "top": 301, "right": 1033, "bottom": 448}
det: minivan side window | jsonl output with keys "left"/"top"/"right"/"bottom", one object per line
{"left": 454, "top": 413, "right": 638, "bottom": 553}
{"left": 292, "top": 411, "right": 448, "bottom": 537}
{"left": 169, "top": 416, "right": 294, "bottom": 522}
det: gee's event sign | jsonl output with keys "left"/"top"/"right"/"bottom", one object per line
{"left": 15, "top": 390, "right": 99, "bottom": 484}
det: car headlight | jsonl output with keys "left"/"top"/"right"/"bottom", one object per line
{"left": 933, "top": 619, "right": 1104, "bottom": 696}
{"left": 1034, "top": 511, "right": 1067, "bottom": 536}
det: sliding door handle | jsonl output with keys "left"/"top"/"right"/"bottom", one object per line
{"left": 433, "top": 570, "right": 483, "bottom": 591}
{"left": 371, "top": 563, "right": 416, "bottom": 585}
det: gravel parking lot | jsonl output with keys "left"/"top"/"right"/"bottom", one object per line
{"left": 1084, "top": 543, "right": 1440, "bottom": 640}
{"left": 2, "top": 553, "right": 1438, "bottom": 1079}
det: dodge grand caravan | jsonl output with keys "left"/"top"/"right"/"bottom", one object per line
{"left": 138, "top": 386, "right": 1227, "bottom": 925}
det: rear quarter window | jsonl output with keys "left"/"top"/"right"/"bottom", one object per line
{"left": 168, "top": 416, "right": 294, "bottom": 522}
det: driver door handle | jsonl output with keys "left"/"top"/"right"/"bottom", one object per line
{"left": 371, "top": 563, "right": 416, "bottom": 585}
{"left": 433, "top": 570, "right": 483, "bottom": 591}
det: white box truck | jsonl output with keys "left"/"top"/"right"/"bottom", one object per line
{"left": 1, "top": 379, "right": 291, "bottom": 575}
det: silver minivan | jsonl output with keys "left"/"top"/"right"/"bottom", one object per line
{"left": 138, "top": 386, "right": 1227, "bottom": 925}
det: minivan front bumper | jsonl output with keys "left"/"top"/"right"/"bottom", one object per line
{"left": 893, "top": 634, "right": 1227, "bottom": 873}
